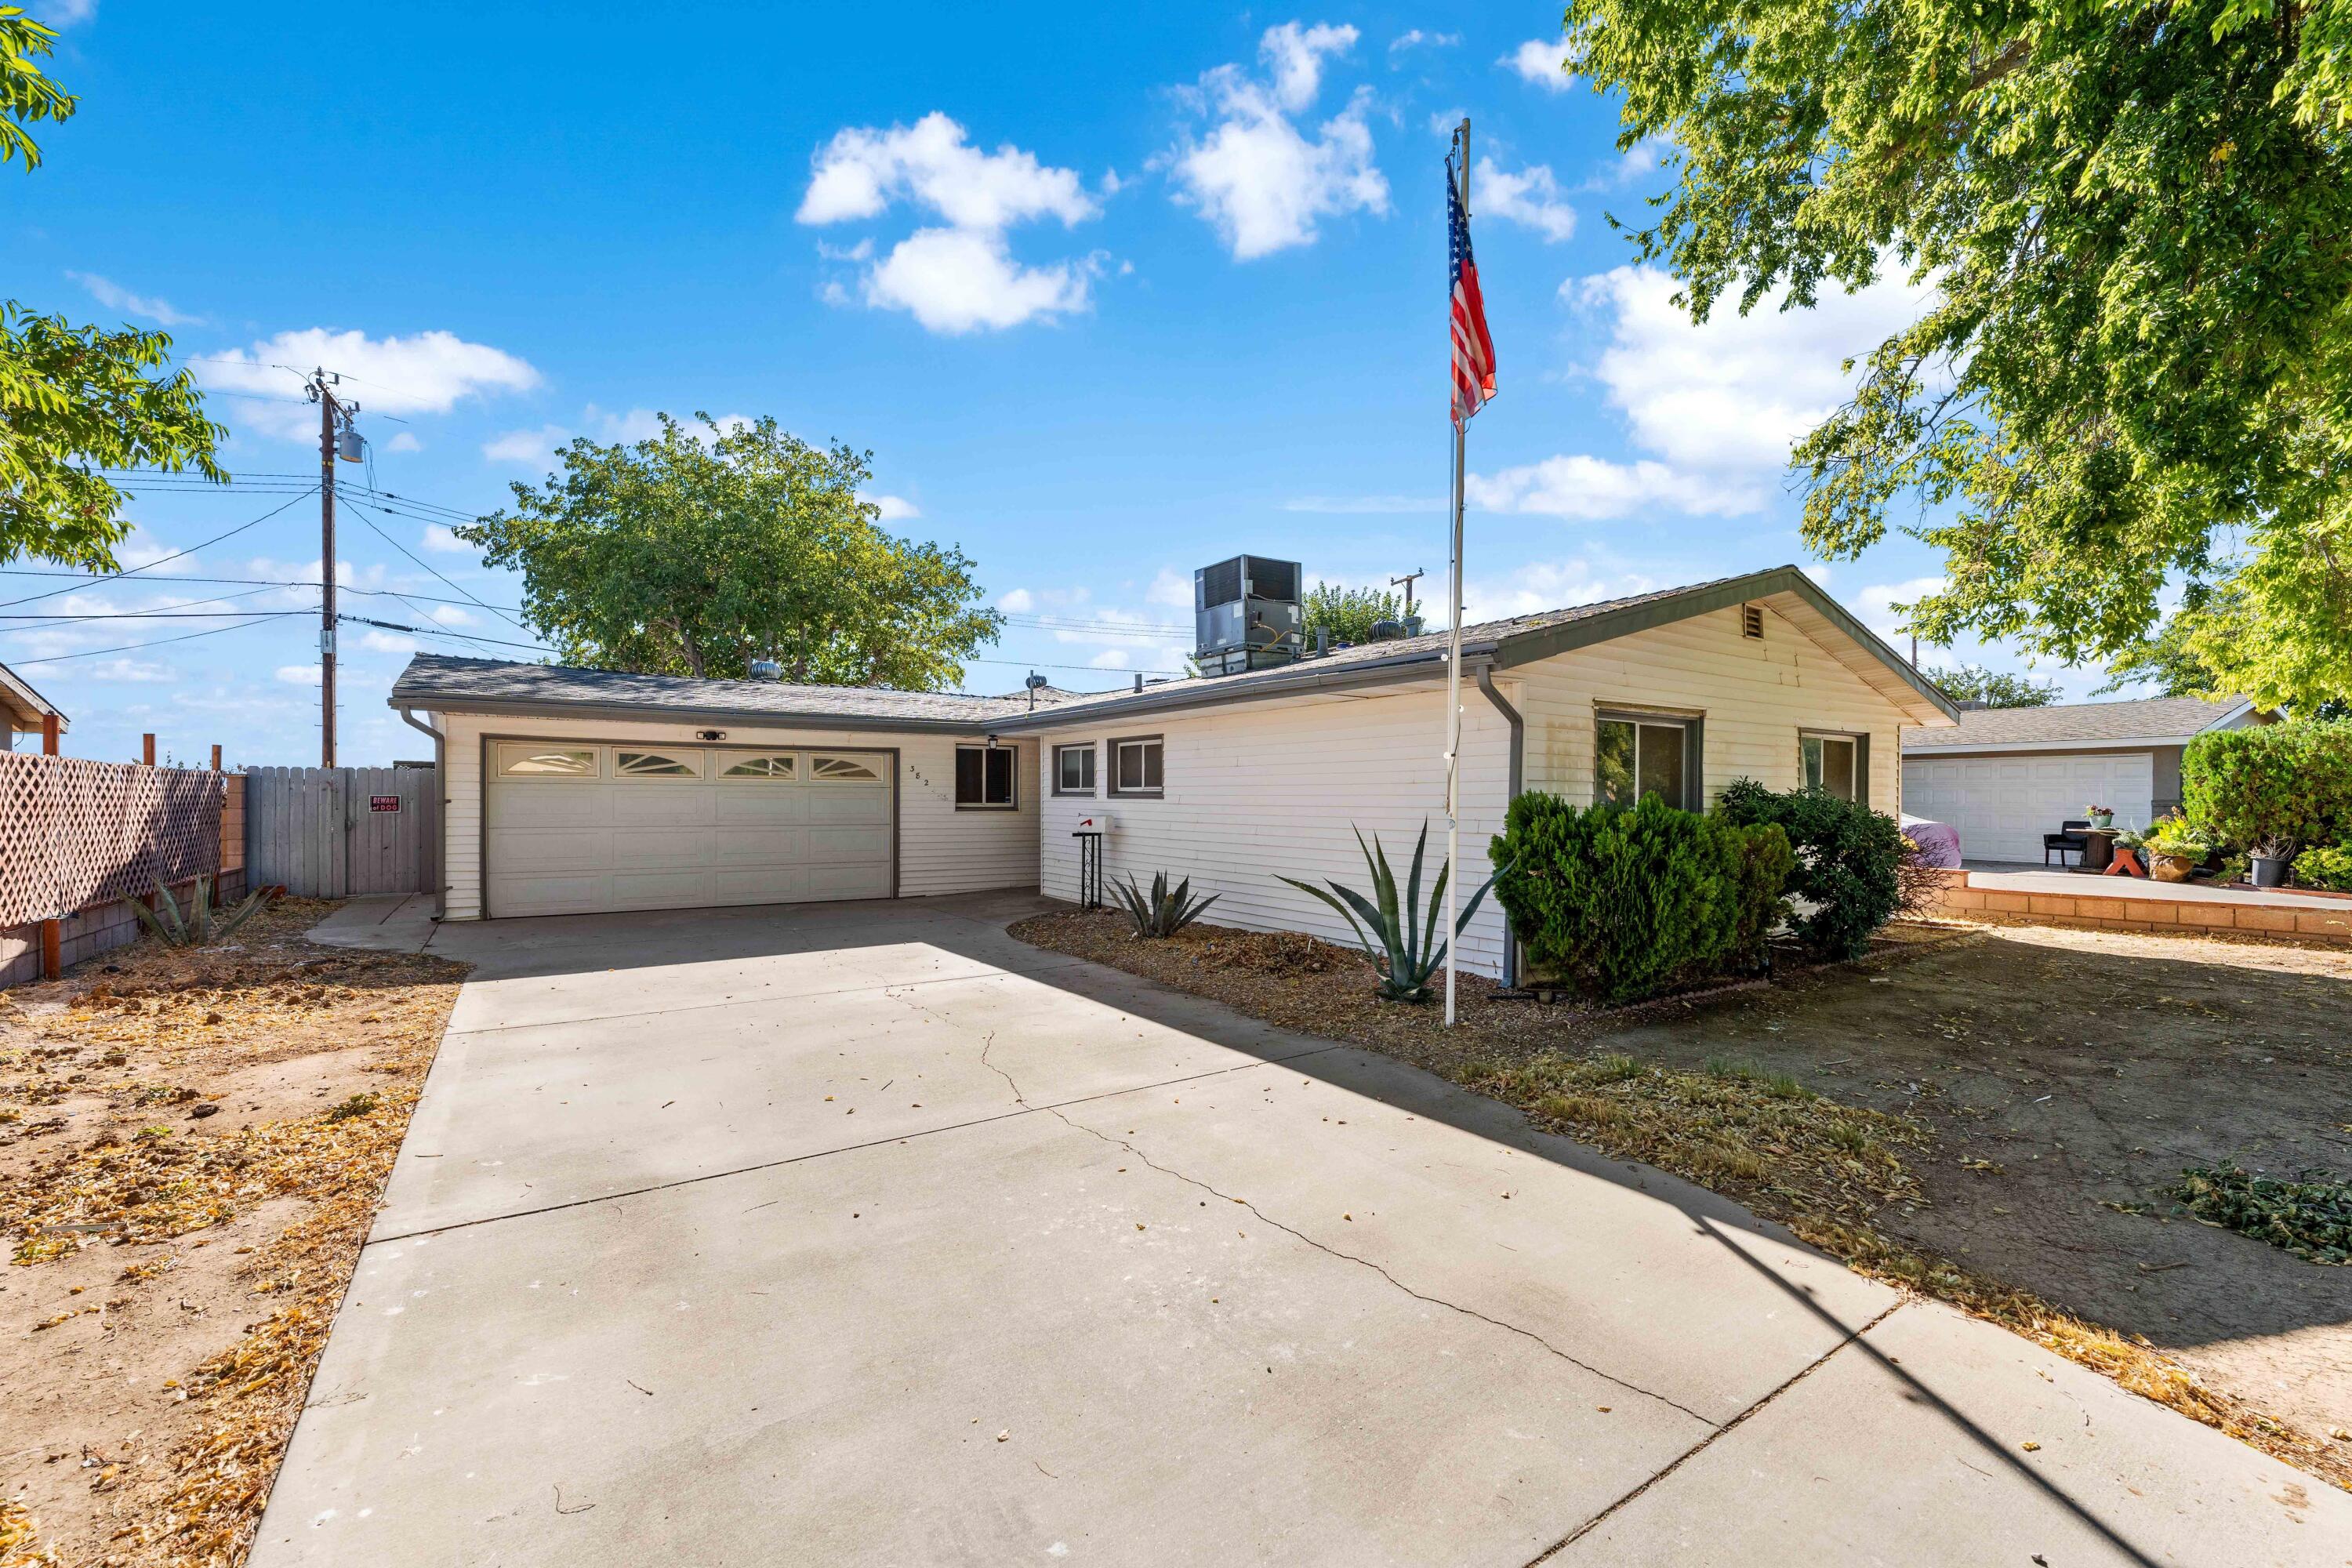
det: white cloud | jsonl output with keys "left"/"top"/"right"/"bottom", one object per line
{"left": 1464, "top": 559, "right": 1657, "bottom": 623}
{"left": 797, "top": 111, "right": 1095, "bottom": 231}
{"left": 1259, "top": 22, "right": 1359, "bottom": 112}
{"left": 1465, "top": 454, "right": 1759, "bottom": 519}
{"left": 1855, "top": 575, "right": 1946, "bottom": 640}
{"left": 1577, "top": 263, "right": 1933, "bottom": 472}
{"left": 862, "top": 228, "right": 1092, "bottom": 334}
{"left": 1473, "top": 158, "right": 1575, "bottom": 241}
{"left": 358, "top": 629, "right": 418, "bottom": 654}
{"left": 430, "top": 604, "right": 477, "bottom": 626}
{"left": 67, "top": 270, "right": 200, "bottom": 326}
{"left": 276, "top": 664, "right": 322, "bottom": 687}
{"left": 203, "top": 328, "right": 540, "bottom": 441}
{"left": 798, "top": 112, "right": 1099, "bottom": 334}
{"left": 1389, "top": 29, "right": 1458, "bottom": 53}
{"left": 1283, "top": 494, "right": 1443, "bottom": 514}
{"left": 1168, "top": 27, "right": 1388, "bottom": 260}
{"left": 998, "top": 587, "right": 1036, "bottom": 612}
{"left": 82, "top": 658, "right": 175, "bottom": 684}
{"left": 1088, "top": 648, "right": 1131, "bottom": 670}
{"left": 383, "top": 430, "right": 423, "bottom": 453}
{"left": 481, "top": 425, "right": 568, "bottom": 466}
{"left": 1503, "top": 34, "right": 1574, "bottom": 93}
{"left": 862, "top": 492, "right": 920, "bottom": 521}
{"left": 1145, "top": 567, "right": 1193, "bottom": 608}
{"left": 49, "top": 0, "right": 96, "bottom": 23}
{"left": 422, "top": 524, "right": 472, "bottom": 554}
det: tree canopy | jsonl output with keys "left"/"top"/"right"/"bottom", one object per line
{"left": 1926, "top": 662, "right": 2061, "bottom": 707}
{"left": 2, "top": 7, "right": 223, "bottom": 570}
{"left": 459, "top": 415, "right": 1003, "bottom": 687}
{"left": 1563, "top": 0, "right": 2352, "bottom": 713}
{"left": 1301, "top": 581, "right": 1405, "bottom": 646}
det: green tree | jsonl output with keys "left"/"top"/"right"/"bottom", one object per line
{"left": 1562, "top": 0, "right": 2352, "bottom": 713}
{"left": 2, "top": 7, "right": 223, "bottom": 570}
{"left": 1301, "top": 581, "right": 1403, "bottom": 646}
{"left": 1926, "top": 662, "right": 2060, "bottom": 708}
{"left": 459, "top": 414, "right": 1003, "bottom": 686}
{"left": 2099, "top": 587, "right": 2350, "bottom": 714}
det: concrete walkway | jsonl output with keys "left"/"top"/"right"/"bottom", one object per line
{"left": 256, "top": 895, "right": 2347, "bottom": 1566}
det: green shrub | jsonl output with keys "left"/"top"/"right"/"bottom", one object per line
{"left": 2293, "top": 843, "right": 2352, "bottom": 892}
{"left": 2183, "top": 719, "right": 2352, "bottom": 855}
{"left": 1490, "top": 792, "right": 1791, "bottom": 1004}
{"left": 1713, "top": 779, "right": 1905, "bottom": 960}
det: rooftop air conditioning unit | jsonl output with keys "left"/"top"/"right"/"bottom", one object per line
{"left": 1193, "top": 554, "right": 1303, "bottom": 677}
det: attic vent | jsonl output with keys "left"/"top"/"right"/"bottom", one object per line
{"left": 1741, "top": 604, "right": 1765, "bottom": 641}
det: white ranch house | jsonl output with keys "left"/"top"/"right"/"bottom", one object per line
{"left": 389, "top": 565, "right": 1958, "bottom": 978}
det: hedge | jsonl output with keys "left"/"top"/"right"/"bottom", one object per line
{"left": 1713, "top": 778, "right": 1907, "bottom": 960}
{"left": 2183, "top": 719, "right": 2352, "bottom": 855}
{"left": 1490, "top": 792, "right": 1793, "bottom": 1003}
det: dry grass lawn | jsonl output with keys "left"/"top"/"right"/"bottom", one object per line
{"left": 1011, "top": 907, "right": 2352, "bottom": 1494}
{"left": 1, "top": 899, "right": 465, "bottom": 1568}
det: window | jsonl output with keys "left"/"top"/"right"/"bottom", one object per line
{"left": 719, "top": 753, "right": 797, "bottom": 780}
{"left": 1110, "top": 736, "right": 1163, "bottom": 797}
{"left": 1595, "top": 715, "right": 1692, "bottom": 810}
{"left": 1801, "top": 732, "right": 1864, "bottom": 802}
{"left": 495, "top": 744, "right": 599, "bottom": 778}
{"left": 955, "top": 744, "right": 1016, "bottom": 808}
{"left": 1054, "top": 743, "right": 1096, "bottom": 796}
{"left": 811, "top": 753, "right": 883, "bottom": 783}
{"left": 612, "top": 747, "right": 703, "bottom": 779}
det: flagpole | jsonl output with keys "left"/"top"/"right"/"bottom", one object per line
{"left": 1443, "top": 119, "right": 1469, "bottom": 1029}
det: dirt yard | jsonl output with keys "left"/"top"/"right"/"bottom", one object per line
{"left": 0, "top": 900, "right": 466, "bottom": 1568}
{"left": 1012, "top": 909, "right": 2352, "bottom": 1490}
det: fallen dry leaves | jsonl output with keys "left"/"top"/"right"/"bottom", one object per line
{"left": 1, "top": 898, "right": 465, "bottom": 1567}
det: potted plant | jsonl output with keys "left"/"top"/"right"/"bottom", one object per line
{"left": 2142, "top": 819, "right": 2215, "bottom": 883}
{"left": 2087, "top": 803, "right": 2114, "bottom": 829}
{"left": 2248, "top": 837, "right": 2295, "bottom": 890}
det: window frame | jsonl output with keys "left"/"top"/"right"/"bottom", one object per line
{"left": 493, "top": 742, "right": 601, "bottom": 779}
{"left": 1052, "top": 742, "right": 1097, "bottom": 797}
{"left": 1798, "top": 729, "right": 1867, "bottom": 804}
{"left": 953, "top": 742, "right": 1018, "bottom": 810}
{"left": 1108, "top": 735, "right": 1165, "bottom": 798}
{"left": 1592, "top": 709, "right": 1703, "bottom": 811}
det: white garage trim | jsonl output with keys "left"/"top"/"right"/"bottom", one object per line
{"left": 478, "top": 732, "right": 901, "bottom": 918}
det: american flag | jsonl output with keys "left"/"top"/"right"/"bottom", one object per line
{"left": 1447, "top": 155, "right": 1496, "bottom": 425}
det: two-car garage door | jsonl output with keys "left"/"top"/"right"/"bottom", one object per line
{"left": 1900, "top": 751, "right": 2154, "bottom": 864}
{"left": 485, "top": 740, "right": 893, "bottom": 917}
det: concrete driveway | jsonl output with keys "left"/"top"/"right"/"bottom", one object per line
{"left": 253, "top": 895, "right": 2343, "bottom": 1566}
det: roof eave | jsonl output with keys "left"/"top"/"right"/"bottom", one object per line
{"left": 1901, "top": 733, "right": 2209, "bottom": 756}
{"left": 386, "top": 690, "right": 1015, "bottom": 736}
{"left": 992, "top": 644, "right": 1499, "bottom": 731}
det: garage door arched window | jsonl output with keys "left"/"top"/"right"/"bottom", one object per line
{"left": 613, "top": 748, "right": 704, "bottom": 779}
{"left": 495, "top": 744, "right": 599, "bottom": 778}
{"left": 719, "top": 753, "right": 798, "bottom": 781}
{"left": 811, "top": 753, "right": 883, "bottom": 783}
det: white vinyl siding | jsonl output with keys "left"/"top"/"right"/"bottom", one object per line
{"left": 1515, "top": 602, "right": 1905, "bottom": 815}
{"left": 432, "top": 712, "right": 1038, "bottom": 920}
{"left": 1036, "top": 683, "right": 1515, "bottom": 977}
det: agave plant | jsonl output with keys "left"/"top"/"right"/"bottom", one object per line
{"left": 130, "top": 876, "right": 270, "bottom": 949}
{"left": 1278, "top": 820, "right": 1497, "bottom": 1002}
{"left": 1111, "top": 870, "right": 1220, "bottom": 938}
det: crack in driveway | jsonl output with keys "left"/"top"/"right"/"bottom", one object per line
{"left": 916, "top": 989, "right": 1721, "bottom": 1432}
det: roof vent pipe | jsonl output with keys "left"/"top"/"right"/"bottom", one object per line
{"left": 749, "top": 657, "right": 782, "bottom": 681}
{"left": 1133, "top": 673, "right": 1144, "bottom": 693}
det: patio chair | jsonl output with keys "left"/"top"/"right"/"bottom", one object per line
{"left": 2043, "top": 819, "right": 2091, "bottom": 868}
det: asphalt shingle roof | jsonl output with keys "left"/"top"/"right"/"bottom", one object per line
{"left": 1899, "top": 695, "right": 2249, "bottom": 750}
{"left": 390, "top": 655, "right": 1055, "bottom": 730}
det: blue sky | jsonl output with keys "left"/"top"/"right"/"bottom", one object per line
{"left": 7, "top": 2, "right": 2089, "bottom": 766}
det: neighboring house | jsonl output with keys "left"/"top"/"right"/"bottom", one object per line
{"left": 0, "top": 661, "right": 67, "bottom": 750}
{"left": 390, "top": 564, "right": 1956, "bottom": 978}
{"left": 1900, "top": 695, "right": 2271, "bottom": 862}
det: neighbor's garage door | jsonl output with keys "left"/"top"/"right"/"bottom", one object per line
{"left": 485, "top": 741, "right": 892, "bottom": 917}
{"left": 1900, "top": 751, "right": 2154, "bottom": 864}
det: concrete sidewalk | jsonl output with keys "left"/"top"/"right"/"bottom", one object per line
{"left": 257, "top": 894, "right": 2346, "bottom": 1566}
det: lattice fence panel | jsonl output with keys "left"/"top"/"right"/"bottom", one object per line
{"left": 0, "top": 754, "right": 224, "bottom": 926}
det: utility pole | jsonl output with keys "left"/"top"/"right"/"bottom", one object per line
{"left": 307, "top": 370, "right": 357, "bottom": 767}
{"left": 1390, "top": 568, "right": 1425, "bottom": 620}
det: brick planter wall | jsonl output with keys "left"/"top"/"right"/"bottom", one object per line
{"left": 1914, "top": 867, "right": 2352, "bottom": 946}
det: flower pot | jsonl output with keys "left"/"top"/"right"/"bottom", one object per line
{"left": 2249, "top": 854, "right": 2288, "bottom": 890}
{"left": 2150, "top": 853, "right": 2197, "bottom": 884}
{"left": 2089, "top": 812, "right": 2113, "bottom": 829}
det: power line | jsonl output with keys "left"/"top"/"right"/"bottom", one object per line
{"left": 335, "top": 613, "right": 554, "bottom": 655}
{"left": 8, "top": 614, "right": 293, "bottom": 667}
{"left": 0, "top": 488, "right": 318, "bottom": 611}
{"left": 337, "top": 494, "right": 532, "bottom": 633}
{"left": 0, "top": 568, "right": 526, "bottom": 619}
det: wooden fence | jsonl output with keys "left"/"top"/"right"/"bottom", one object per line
{"left": 244, "top": 765, "right": 438, "bottom": 898}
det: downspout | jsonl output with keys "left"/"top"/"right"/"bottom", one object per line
{"left": 1473, "top": 664, "right": 1523, "bottom": 989}
{"left": 397, "top": 708, "right": 447, "bottom": 921}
